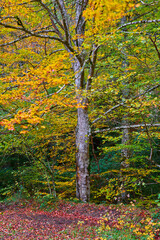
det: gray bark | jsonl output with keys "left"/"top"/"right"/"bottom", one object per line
{"left": 74, "top": 0, "right": 90, "bottom": 201}
{"left": 120, "top": 16, "right": 130, "bottom": 201}
{"left": 121, "top": 16, "right": 130, "bottom": 165}
{"left": 76, "top": 107, "right": 90, "bottom": 202}
{"left": 72, "top": 57, "right": 90, "bottom": 202}
{"left": 121, "top": 118, "right": 130, "bottom": 163}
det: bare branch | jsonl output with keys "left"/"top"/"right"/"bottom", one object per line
{"left": 0, "top": 21, "right": 64, "bottom": 42}
{"left": 55, "top": 0, "right": 71, "bottom": 43}
{"left": 0, "top": 22, "right": 24, "bottom": 31}
{"left": 2, "top": 85, "right": 19, "bottom": 95}
{"left": 0, "top": 34, "right": 31, "bottom": 47}
{"left": 48, "top": 84, "right": 66, "bottom": 97}
{"left": 86, "top": 45, "right": 100, "bottom": 90}
{"left": 94, "top": 123, "right": 160, "bottom": 133}
{"left": 118, "top": 19, "right": 160, "bottom": 30}
{"left": 140, "top": 0, "right": 160, "bottom": 6}
{"left": 149, "top": 35, "right": 160, "bottom": 60}
{"left": 0, "top": 20, "right": 81, "bottom": 64}
{"left": 41, "top": 84, "right": 66, "bottom": 98}
{"left": 49, "top": 49, "right": 65, "bottom": 56}
{"left": 75, "top": 0, "right": 88, "bottom": 34}
{"left": 56, "top": 84, "right": 66, "bottom": 94}
{"left": 34, "top": 0, "right": 64, "bottom": 39}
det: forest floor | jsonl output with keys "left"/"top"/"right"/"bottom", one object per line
{"left": 0, "top": 200, "right": 160, "bottom": 240}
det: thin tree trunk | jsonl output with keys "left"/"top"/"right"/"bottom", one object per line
{"left": 121, "top": 118, "right": 130, "bottom": 162}
{"left": 120, "top": 16, "right": 130, "bottom": 201}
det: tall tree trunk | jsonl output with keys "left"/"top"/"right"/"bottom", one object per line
{"left": 74, "top": 0, "right": 90, "bottom": 202}
{"left": 120, "top": 16, "right": 130, "bottom": 201}
{"left": 76, "top": 107, "right": 90, "bottom": 202}
{"left": 73, "top": 59, "right": 90, "bottom": 202}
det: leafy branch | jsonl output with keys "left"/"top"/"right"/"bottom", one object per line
{"left": 92, "top": 84, "right": 160, "bottom": 124}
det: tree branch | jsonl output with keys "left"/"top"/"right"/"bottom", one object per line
{"left": 86, "top": 45, "right": 100, "bottom": 90}
{"left": 94, "top": 123, "right": 160, "bottom": 133}
{"left": 0, "top": 19, "right": 82, "bottom": 65}
{"left": 35, "top": 0, "right": 64, "bottom": 39}
{"left": 2, "top": 85, "right": 19, "bottom": 94}
{"left": 149, "top": 35, "right": 160, "bottom": 60}
{"left": 0, "top": 34, "right": 31, "bottom": 47}
{"left": 55, "top": 0, "right": 71, "bottom": 43}
{"left": 0, "top": 21, "right": 62, "bottom": 40}
{"left": 140, "top": 0, "right": 160, "bottom": 6}
{"left": 118, "top": 19, "right": 160, "bottom": 30}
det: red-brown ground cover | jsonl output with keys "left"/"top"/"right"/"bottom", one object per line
{"left": 0, "top": 201, "right": 160, "bottom": 239}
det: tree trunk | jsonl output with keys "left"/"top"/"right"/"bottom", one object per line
{"left": 74, "top": 0, "right": 90, "bottom": 202}
{"left": 121, "top": 117, "right": 130, "bottom": 162}
{"left": 76, "top": 107, "right": 90, "bottom": 202}
{"left": 73, "top": 58, "right": 90, "bottom": 202}
{"left": 120, "top": 16, "right": 130, "bottom": 201}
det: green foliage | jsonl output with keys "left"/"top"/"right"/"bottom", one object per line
{"left": 90, "top": 134, "right": 160, "bottom": 203}
{"left": 96, "top": 227, "right": 138, "bottom": 240}
{"left": 34, "top": 193, "right": 58, "bottom": 209}
{"left": 155, "top": 194, "right": 160, "bottom": 207}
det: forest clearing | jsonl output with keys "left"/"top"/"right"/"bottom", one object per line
{"left": 0, "top": 200, "right": 160, "bottom": 239}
